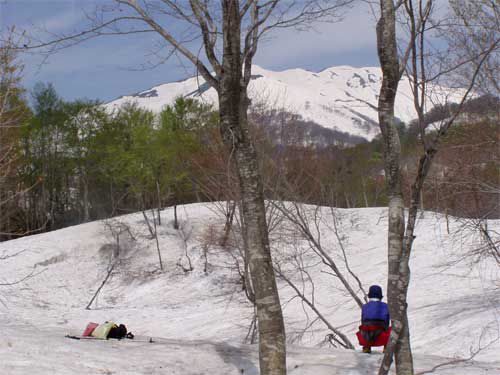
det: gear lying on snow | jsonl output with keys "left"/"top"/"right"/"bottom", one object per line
{"left": 65, "top": 335, "right": 153, "bottom": 342}
{"left": 80, "top": 321, "right": 134, "bottom": 340}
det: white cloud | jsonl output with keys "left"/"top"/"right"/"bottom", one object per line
{"left": 41, "top": 9, "right": 82, "bottom": 32}
{"left": 255, "top": 3, "right": 377, "bottom": 69}
{"left": 13, "top": 0, "right": 86, "bottom": 33}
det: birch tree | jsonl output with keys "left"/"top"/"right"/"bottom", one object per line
{"left": 20, "top": 2, "right": 350, "bottom": 374}
{"left": 375, "top": 1, "right": 499, "bottom": 374}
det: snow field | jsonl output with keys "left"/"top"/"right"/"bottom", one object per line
{"left": 0, "top": 203, "right": 498, "bottom": 374}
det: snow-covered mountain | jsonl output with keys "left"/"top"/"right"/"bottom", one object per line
{"left": 106, "top": 65, "right": 463, "bottom": 141}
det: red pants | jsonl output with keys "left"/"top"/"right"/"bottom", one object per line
{"left": 356, "top": 325, "right": 391, "bottom": 347}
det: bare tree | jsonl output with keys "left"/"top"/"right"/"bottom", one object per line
{"left": 447, "top": 215, "right": 500, "bottom": 266}
{"left": 446, "top": 0, "right": 500, "bottom": 96}
{"left": 176, "top": 219, "right": 194, "bottom": 273}
{"left": 20, "top": 2, "right": 354, "bottom": 373}
{"left": 375, "top": 1, "right": 499, "bottom": 374}
{"left": 440, "top": 0, "right": 500, "bottom": 265}
{"left": 86, "top": 219, "right": 136, "bottom": 309}
{"left": 239, "top": 97, "right": 368, "bottom": 350}
{"left": 269, "top": 200, "right": 368, "bottom": 348}
{"left": 273, "top": 201, "right": 366, "bottom": 307}
{"left": 275, "top": 260, "right": 355, "bottom": 349}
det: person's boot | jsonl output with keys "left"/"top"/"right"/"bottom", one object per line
{"left": 362, "top": 346, "right": 371, "bottom": 353}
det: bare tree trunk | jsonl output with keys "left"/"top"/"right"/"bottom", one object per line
{"left": 82, "top": 174, "right": 90, "bottom": 222}
{"left": 377, "top": 1, "right": 414, "bottom": 374}
{"left": 218, "top": 3, "right": 286, "bottom": 373}
{"left": 419, "top": 188, "right": 425, "bottom": 219}
{"left": 276, "top": 267, "right": 354, "bottom": 349}
{"left": 142, "top": 210, "right": 155, "bottom": 237}
{"left": 156, "top": 179, "right": 162, "bottom": 225}
{"left": 238, "top": 200, "right": 255, "bottom": 304}
{"left": 86, "top": 232, "right": 120, "bottom": 310}
{"left": 445, "top": 208, "right": 450, "bottom": 234}
{"left": 220, "top": 200, "right": 236, "bottom": 247}
{"left": 344, "top": 191, "right": 351, "bottom": 208}
{"left": 151, "top": 208, "right": 163, "bottom": 271}
{"left": 0, "top": 184, "right": 3, "bottom": 237}
{"left": 173, "top": 204, "right": 178, "bottom": 230}
{"left": 219, "top": 97, "right": 286, "bottom": 374}
{"left": 85, "top": 259, "right": 117, "bottom": 310}
{"left": 361, "top": 176, "right": 369, "bottom": 207}
{"left": 244, "top": 306, "right": 258, "bottom": 344}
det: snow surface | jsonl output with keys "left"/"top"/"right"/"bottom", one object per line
{"left": 105, "top": 66, "right": 465, "bottom": 141}
{"left": 1, "top": 203, "right": 499, "bottom": 374}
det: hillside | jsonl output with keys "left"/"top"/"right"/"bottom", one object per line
{"left": 1, "top": 203, "right": 499, "bottom": 374}
{"left": 106, "top": 66, "right": 464, "bottom": 141}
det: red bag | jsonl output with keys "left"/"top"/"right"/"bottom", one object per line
{"left": 82, "top": 322, "right": 99, "bottom": 337}
{"left": 356, "top": 325, "right": 391, "bottom": 347}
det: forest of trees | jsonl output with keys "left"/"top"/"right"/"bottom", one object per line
{"left": 1, "top": 76, "right": 498, "bottom": 241}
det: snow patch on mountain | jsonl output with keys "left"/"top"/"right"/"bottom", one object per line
{"left": 106, "top": 65, "right": 464, "bottom": 141}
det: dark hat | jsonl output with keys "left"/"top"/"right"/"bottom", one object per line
{"left": 368, "top": 285, "right": 383, "bottom": 299}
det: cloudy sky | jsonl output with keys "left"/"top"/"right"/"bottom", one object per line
{"left": 1, "top": 0, "right": 379, "bottom": 102}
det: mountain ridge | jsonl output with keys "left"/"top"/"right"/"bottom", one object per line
{"left": 106, "top": 65, "right": 463, "bottom": 141}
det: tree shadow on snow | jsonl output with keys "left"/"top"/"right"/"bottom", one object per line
{"left": 214, "top": 342, "right": 258, "bottom": 375}
{"left": 423, "top": 291, "right": 499, "bottom": 324}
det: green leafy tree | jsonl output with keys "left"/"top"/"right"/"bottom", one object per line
{"left": 63, "top": 99, "right": 108, "bottom": 222}
{"left": 21, "top": 83, "right": 71, "bottom": 230}
{"left": 156, "top": 97, "right": 206, "bottom": 228}
{"left": 0, "top": 31, "right": 31, "bottom": 239}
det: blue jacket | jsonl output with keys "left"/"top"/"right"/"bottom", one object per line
{"left": 361, "top": 300, "right": 390, "bottom": 326}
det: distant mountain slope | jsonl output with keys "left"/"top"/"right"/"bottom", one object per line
{"left": 106, "top": 65, "right": 464, "bottom": 141}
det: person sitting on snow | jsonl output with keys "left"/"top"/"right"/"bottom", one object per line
{"left": 356, "top": 285, "right": 391, "bottom": 353}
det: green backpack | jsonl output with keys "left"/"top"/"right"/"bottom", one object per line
{"left": 91, "top": 322, "right": 117, "bottom": 339}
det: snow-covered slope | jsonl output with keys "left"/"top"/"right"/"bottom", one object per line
{"left": 106, "top": 66, "right": 463, "bottom": 140}
{"left": 1, "top": 204, "right": 499, "bottom": 374}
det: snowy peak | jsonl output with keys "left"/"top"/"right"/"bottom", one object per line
{"left": 107, "top": 65, "right": 462, "bottom": 141}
